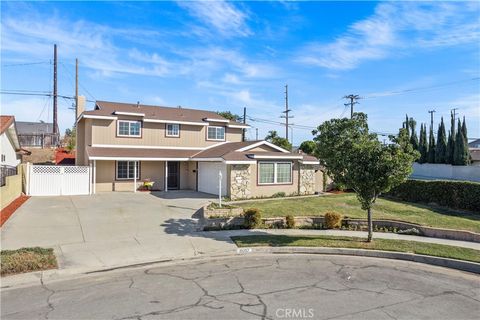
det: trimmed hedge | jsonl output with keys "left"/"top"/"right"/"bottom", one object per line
{"left": 387, "top": 180, "right": 480, "bottom": 213}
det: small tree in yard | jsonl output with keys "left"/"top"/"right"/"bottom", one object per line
{"left": 313, "top": 113, "right": 418, "bottom": 241}
{"left": 265, "top": 130, "right": 292, "bottom": 151}
{"left": 299, "top": 140, "right": 316, "bottom": 154}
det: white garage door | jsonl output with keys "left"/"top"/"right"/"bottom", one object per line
{"left": 198, "top": 162, "right": 227, "bottom": 196}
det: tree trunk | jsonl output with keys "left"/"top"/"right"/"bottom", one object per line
{"left": 367, "top": 207, "right": 373, "bottom": 242}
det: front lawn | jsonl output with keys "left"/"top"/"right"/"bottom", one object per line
{"left": 237, "top": 194, "right": 480, "bottom": 233}
{"left": 1, "top": 247, "right": 58, "bottom": 276}
{"left": 231, "top": 235, "right": 480, "bottom": 263}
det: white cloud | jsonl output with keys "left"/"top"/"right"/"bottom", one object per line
{"left": 297, "top": 2, "right": 480, "bottom": 70}
{"left": 177, "top": 0, "right": 251, "bottom": 37}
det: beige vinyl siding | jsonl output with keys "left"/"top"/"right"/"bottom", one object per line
{"left": 90, "top": 119, "right": 242, "bottom": 147}
{"left": 249, "top": 161, "right": 300, "bottom": 197}
{"left": 75, "top": 119, "right": 92, "bottom": 165}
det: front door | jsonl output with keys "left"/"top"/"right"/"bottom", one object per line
{"left": 167, "top": 161, "right": 180, "bottom": 189}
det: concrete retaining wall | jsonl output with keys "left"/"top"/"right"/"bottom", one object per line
{"left": 0, "top": 165, "right": 23, "bottom": 210}
{"left": 202, "top": 215, "right": 480, "bottom": 243}
{"left": 411, "top": 163, "right": 480, "bottom": 182}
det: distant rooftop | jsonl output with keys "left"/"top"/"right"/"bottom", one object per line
{"left": 16, "top": 121, "right": 56, "bottom": 135}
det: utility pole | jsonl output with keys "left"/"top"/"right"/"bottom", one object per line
{"left": 75, "top": 58, "right": 79, "bottom": 118}
{"left": 344, "top": 94, "right": 361, "bottom": 119}
{"left": 53, "top": 44, "right": 58, "bottom": 136}
{"left": 281, "top": 84, "right": 293, "bottom": 142}
{"left": 242, "top": 107, "right": 246, "bottom": 142}
{"left": 255, "top": 128, "right": 258, "bottom": 140}
{"left": 428, "top": 109, "right": 436, "bottom": 129}
{"left": 451, "top": 108, "right": 459, "bottom": 123}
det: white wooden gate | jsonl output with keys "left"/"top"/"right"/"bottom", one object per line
{"left": 28, "top": 165, "right": 90, "bottom": 196}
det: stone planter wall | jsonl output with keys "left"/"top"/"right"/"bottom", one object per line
{"left": 201, "top": 214, "right": 480, "bottom": 242}
{"left": 202, "top": 205, "right": 244, "bottom": 219}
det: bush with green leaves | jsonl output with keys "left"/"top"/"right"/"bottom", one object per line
{"left": 285, "top": 215, "right": 295, "bottom": 229}
{"left": 324, "top": 212, "right": 342, "bottom": 229}
{"left": 243, "top": 208, "right": 262, "bottom": 229}
{"left": 272, "top": 192, "right": 286, "bottom": 198}
{"left": 388, "top": 180, "right": 480, "bottom": 212}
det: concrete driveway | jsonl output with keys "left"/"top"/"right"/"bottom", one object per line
{"left": 1, "top": 191, "right": 237, "bottom": 271}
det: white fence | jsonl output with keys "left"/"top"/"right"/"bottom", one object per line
{"left": 27, "top": 164, "right": 91, "bottom": 196}
{"left": 411, "top": 163, "right": 480, "bottom": 182}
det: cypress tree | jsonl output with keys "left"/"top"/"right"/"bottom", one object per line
{"left": 435, "top": 117, "right": 447, "bottom": 163}
{"left": 427, "top": 124, "right": 436, "bottom": 163}
{"left": 419, "top": 123, "right": 428, "bottom": 163}
{"left": 404, "top": 114, "right": 410, "bottom": 139}
{"left": 445, "top": 130, "right": 453, "bottom": 164}
{"left": 448, "top": 111, "right": 456, "bottom": 162}
{"left": 409, "top": 118, "right": 419, "bottom": 151}
{"left": 453, "top": 119, "right": 469, "bottom": 165}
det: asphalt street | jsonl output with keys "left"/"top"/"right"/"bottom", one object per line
{"left": 2, "top": 254, "right": 479, "bottom": 320}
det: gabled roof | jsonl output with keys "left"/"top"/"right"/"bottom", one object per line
{"left": 81, "top": 100, "right": 249, "bottom": 127}
{"left": 0, "top": 115, "right": 21, "bottom": 150}
{"left": 86, "top": 140, "right": 319, "bottom": 164}
{"left": 469, "top": 138, "right": 480, "bottom": 148}
{"left": 16, "top": 121, "right": 56, "bottom": 135}
{"left": 0, "top": 116, "right": 14, "bottom": 135}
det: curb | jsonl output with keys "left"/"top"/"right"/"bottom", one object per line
{"left": 240, "top": 246, "right": 480, "bottom": 274}
{"left": 2, "top": 246, "right": 479, "bottom": 291}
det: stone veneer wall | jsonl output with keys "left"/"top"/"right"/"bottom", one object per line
{"left": 230, "top": 164, "right": 251, "bottom": 200}
{"left": 299, "top": 164, "right": 315, "bottom": 195}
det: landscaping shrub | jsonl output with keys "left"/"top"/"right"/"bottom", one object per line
{"left": 324, "top": 212, "right": 342, "bottom": 229}
{"left": 244, "top": 208, "right": 262, "bottom": 229}
{"left": 272, "top": 192, "right": 286, "bottom": 198}
{"left": 1, "top": 247, "right": 57, "bottom": 276}
{"left": 285, "top": 215, "right": 295, "bottom": 229}
{"left": 387, "top": 180, "right": 480, "bottom": 212}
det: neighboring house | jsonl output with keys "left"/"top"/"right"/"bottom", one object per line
{"left": 76, "top": 100, "right": 320, "bottom": 199}
{"left": 470, "top": 148, "right": 480, "bottom": 166}
{"left": 0, "top": 116, "right": 21, "bottom": 167}
{"left": 16, "top": 121, "right": 59, "bottom": 148}
{"left": 468, "top": 138, "right": 480, "bottom": 148}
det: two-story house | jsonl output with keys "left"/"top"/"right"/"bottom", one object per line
{"left": 76, "top": 99, "right": 320, "bottom": 199}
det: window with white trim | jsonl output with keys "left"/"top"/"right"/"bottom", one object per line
{"left": 166, "top": 123, "right": 180, "bottom": 137}
{"left": 207, "top": 126, "right": 225, "bottom": 141}
{"left": 116, "top": 161, "right": 140, "bottom": 179}
{"left": 117, "top": 120, "right": 141, "bottom": 137}
{"left": 258, "top": 162, "right": 292, "bottom": 184}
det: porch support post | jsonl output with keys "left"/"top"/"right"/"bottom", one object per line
{"left": 93, "top": 160, "right": 96, "bottom": 194}
{"left": 133, "top": 160, "right": 137, "bottom": 193}
{"left": 165, "top": 161, "right": 168, "bottom": 192}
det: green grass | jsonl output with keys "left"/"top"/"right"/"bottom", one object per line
{"left": 1, "top": 247, "right": 58, "bottom": 276}
{"left": 232, "top": 235, "right": 480, "bottom": 263}
{"left": 237, "top": 194, "right": 480, "bottom": 233}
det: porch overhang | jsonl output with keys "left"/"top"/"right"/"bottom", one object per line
{"left": 86, "top": 146, "right": 196, "bottom": 161}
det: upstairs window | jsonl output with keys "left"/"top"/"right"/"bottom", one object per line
{"left": 166, "top": 123, "right": 180, "bottom": 137}
{"left": 207, "top": 126, "right": 225, "bottom": 141}
{"left": 117, "top": 120, "right": 141, "bottom": 137}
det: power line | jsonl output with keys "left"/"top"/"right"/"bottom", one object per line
{"left": 364, "top": 77, "right": 480, "bottom": 99}
{"left": 280, "top": 84, "right": 294, "bottom": 142}
{"left": 0, "top": 90, "right": 95, "bottom": 103}
{"left": 60, "top": 61, "right": 96, "bottom": 101}
{"left": 1, "top": 61, "right": 50, "bottom": 67}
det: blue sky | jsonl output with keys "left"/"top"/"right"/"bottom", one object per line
{"left": 1, "top": 1, "right": 479, "bottom": 145}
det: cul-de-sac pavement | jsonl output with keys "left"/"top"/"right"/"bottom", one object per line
{"left": 2, "top": 254, "right": 479, "bottom": 320}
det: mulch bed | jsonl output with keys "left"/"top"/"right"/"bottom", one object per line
{"left": 0, "top": 195, "right": 30, "bottom": 227}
